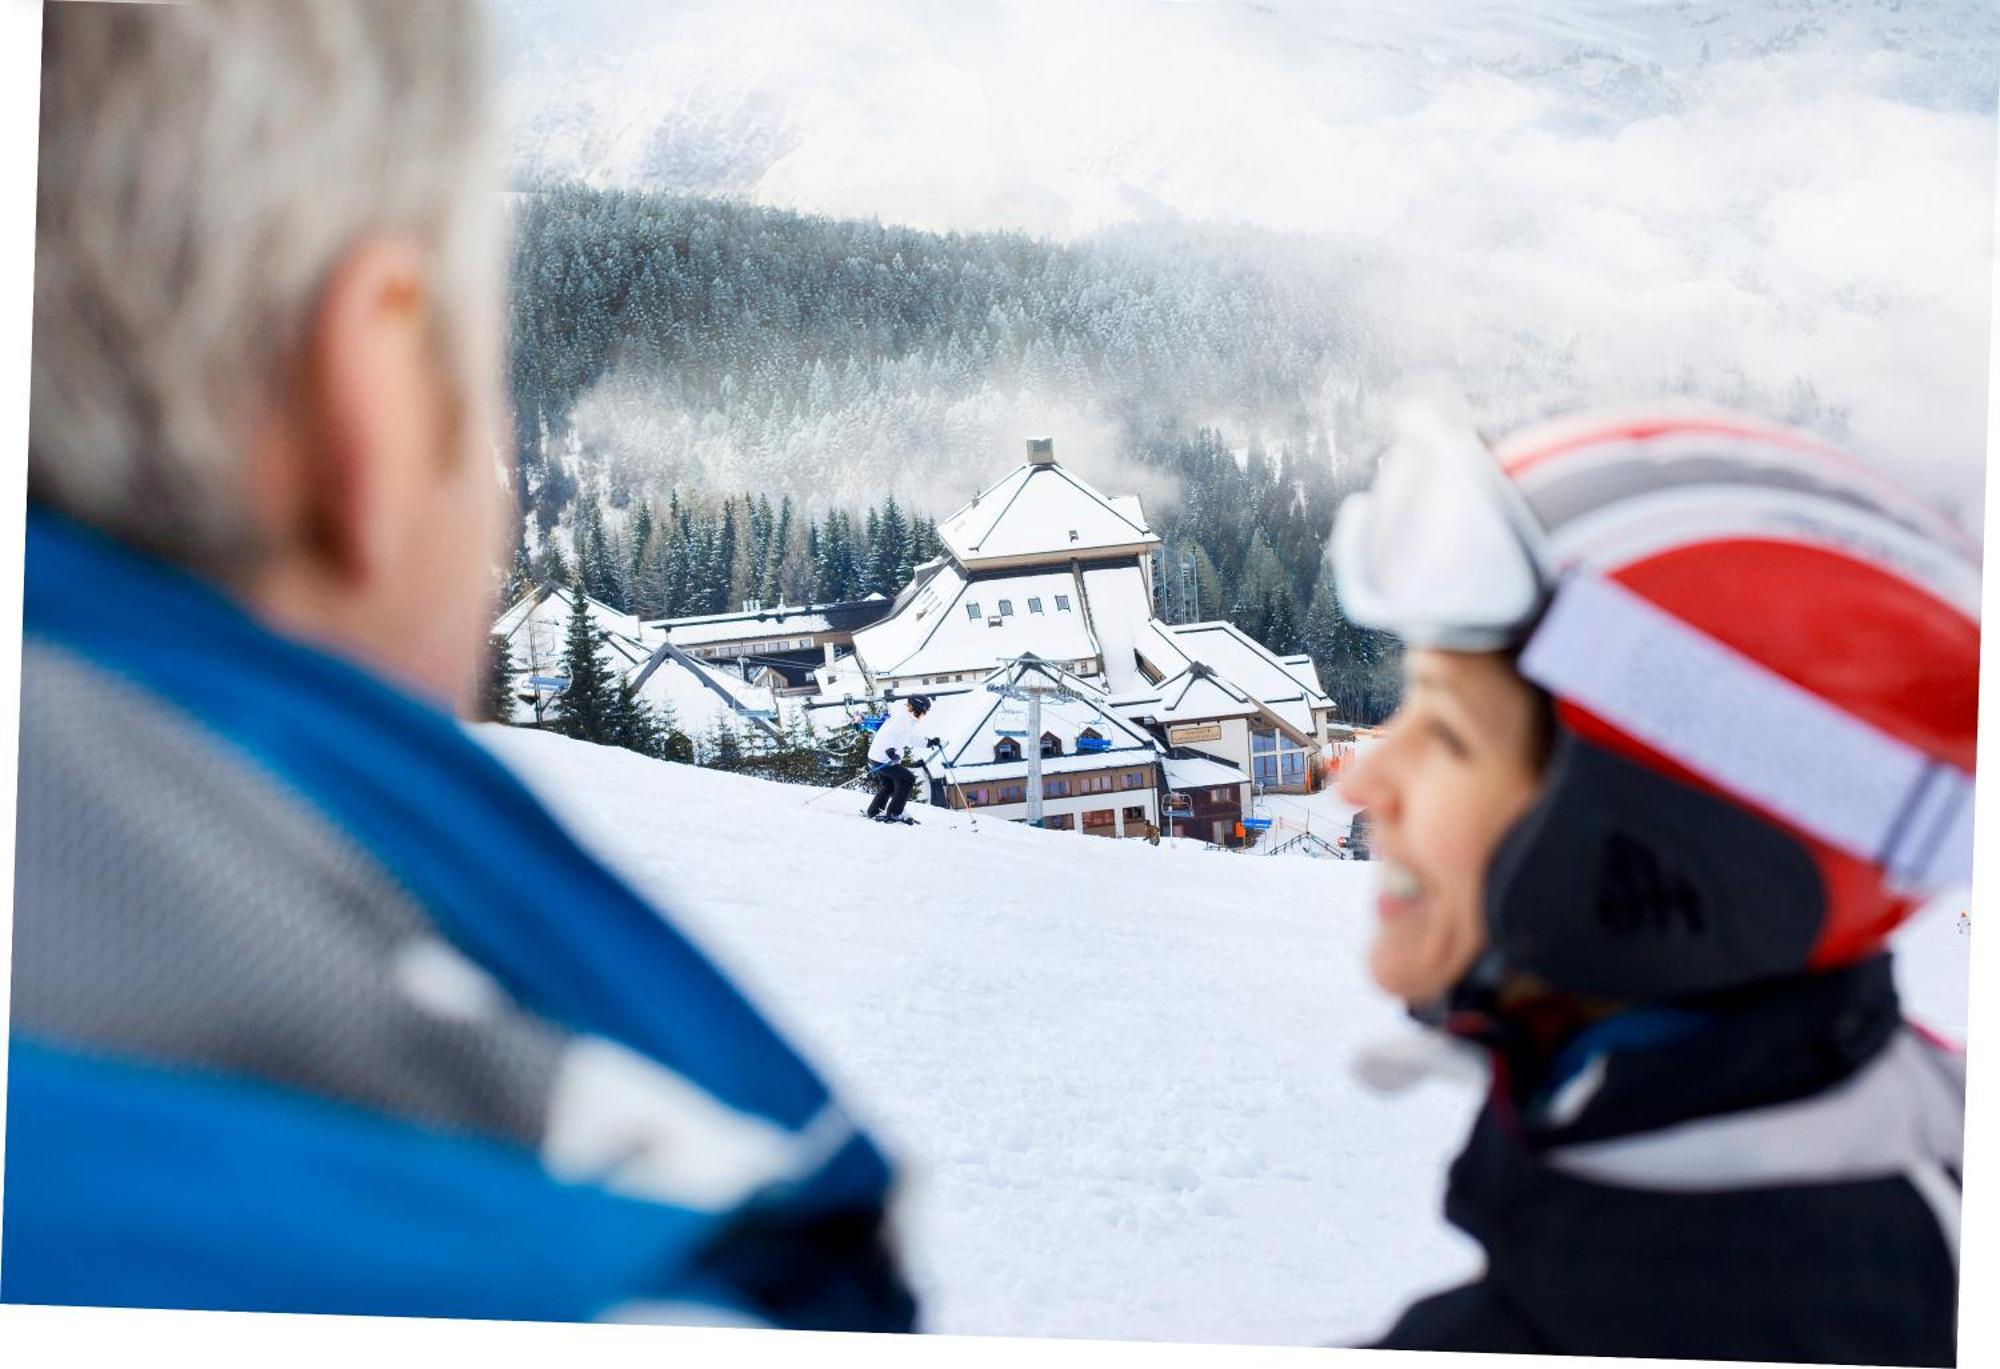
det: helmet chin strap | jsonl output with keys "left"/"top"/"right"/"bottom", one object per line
{"left": 1476, "top": 728, "right": 1826, "bottom": 1002}
{"left": 1414, "top": 947, "right": 1508, "bottom": 1031}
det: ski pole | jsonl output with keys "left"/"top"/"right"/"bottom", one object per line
{"left": 922, "top": 743, "right": 981, "bottom": 833}
{"left": 802, "top": 761, "right": 876, "bottom": 808}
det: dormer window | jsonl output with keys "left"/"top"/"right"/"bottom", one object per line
{"left": 1055, "top": 595, "right": 1072, "bottom": 612}
{"left": 994, "top": 737, "right": 1023, "bottom": 763}
{"left": 1040, "top": 732, "right": 1063, "bottom": 758}
{"left": 1068, "top": 530, "right": 1080, "bottom": 542}
{"left": 1028, "top": 597, "right": 1044, "bottom": 614}
{"left": 998, "top": 600, "right": 1014, "bottom": 617}
{"left": 965, "top": 602, "right": 981, "bottom": 620}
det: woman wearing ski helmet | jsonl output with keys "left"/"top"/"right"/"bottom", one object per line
{"left": 1334, "top": 406, "right": 1975, "bottom": 1366}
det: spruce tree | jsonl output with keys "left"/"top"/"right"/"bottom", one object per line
{"left": 704, "top": 722, "right": 747, "bottom": 772}
{"left": 874, "top": 496, "right": 911, "bottom": 592}
{"left": 1263, "top": 585, "right": 1303, "bottom": 654}
{"left": 627, "top": 500, "right": 655, "bottom": 596}
{"left": 480, "top": 633, "right": 517, "bottom": 723}
{"left": 550, "top": 578, "right": 619, "bottom": 743}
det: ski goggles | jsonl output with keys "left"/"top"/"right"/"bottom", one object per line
{"left": 1330, "top": 406, "right": 1554, "bottom": 651}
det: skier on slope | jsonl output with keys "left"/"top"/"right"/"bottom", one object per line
{"left": 865, "top": 694, "right": 938, "bottom": 823}
{"left": 1332, "top": 407, "right": 1972, "bottom": 1366}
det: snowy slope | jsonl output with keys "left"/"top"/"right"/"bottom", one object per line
{"left": 474, "top": 725, "right": 1973, "bottom": 1344}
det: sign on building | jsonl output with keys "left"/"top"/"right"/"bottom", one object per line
{"left": 1168, "top": 722, "right": 1224, "bottom": 745}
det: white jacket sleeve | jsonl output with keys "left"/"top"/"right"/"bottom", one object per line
{"left": 868, "top": 710, "right": 921, "bottom": 765}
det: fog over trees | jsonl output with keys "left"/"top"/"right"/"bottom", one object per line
{"left": 505, "top": 183, "right": 1410, "bottom": 717}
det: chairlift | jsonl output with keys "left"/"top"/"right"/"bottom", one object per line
{"left": 1165, "top": 792, "right": 1195, "bottom": 818}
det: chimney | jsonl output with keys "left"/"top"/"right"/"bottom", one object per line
{"left": 1026, "top": 437, "right": 1055, "bottom": 467}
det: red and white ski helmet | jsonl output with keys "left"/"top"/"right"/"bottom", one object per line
{"left": 1334, "top": 405, "right": 1981, "bottom": 998}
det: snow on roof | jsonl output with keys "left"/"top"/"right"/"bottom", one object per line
{"left": 628, "top": 642, "right": 781, "bottom": 741}
{"left": 927, "top": 658, "right": 1156, "bottom": 775}
{"left": 1148, "top": 667, "right": 1263, "bottom": 724}
{"left": 1279, "top": 654, "right": 1327, "bottom": 695}
{"left": 1163, "top": 755, "right": 1249, "bottom": 791}
{"left": 1167, "top": 623, "right": 1332, "bottom": 710}
{"left": 851, "top": 562, "right": 1099, "bottom": 679}
{"left": 494, "top": 586, "right": 649, "bottom": 678}
{"left": 1133, "top": 619, "right": 1195, "bottom": 680}
{"left": 936, "top": 460, "right": 1159, "bottom": 568}
{"left": 1077, "top": 562, "right": 1155, "bottom": 692}
{"left": 668, "top": 612, "right": 833, "bottom": 649}
{"left": 645, "top": 597, "right": 889, "bottom": 648}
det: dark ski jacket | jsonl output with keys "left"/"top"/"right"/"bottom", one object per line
{"left": 5, "top": 509, "right": 916, "bottom": 1330}
{"left": 1375, "top": 956, "right": 1962, "bottom": 1365}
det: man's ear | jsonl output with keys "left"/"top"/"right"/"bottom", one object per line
{"left": 296, "top": 235, "right": 437, "bottom": 584}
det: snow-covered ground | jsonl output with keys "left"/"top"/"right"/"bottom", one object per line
{"left": 475, "top": 726, "right": 1973, "bottom": 1345}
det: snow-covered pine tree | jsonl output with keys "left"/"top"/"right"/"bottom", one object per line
{"left": 704, "top": 721, "right": 746, "bottom": 772}
{"left": 1263, "top": 585, "right": 1303, "bottom": 655}
{"left": 550, "top": 578, "right": 619, "bottom": 744}
{"left": 727, "top": 496, "right": 762, "bottom": 611}
{"left": 627, "top": 500, "right": 655, "bottom": 596}
{"left": 1303, "top": 578, "right": 1343, "bottom": 689}
{"left": 480, "top": 633, "right": 517, "bottom": 724}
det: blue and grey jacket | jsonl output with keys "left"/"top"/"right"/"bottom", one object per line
{"left": 3, "top": 509, "right": 916, "bottom": 1330}
{"left": 1376, "top": 956, "right": 1962, "bottom": 1365}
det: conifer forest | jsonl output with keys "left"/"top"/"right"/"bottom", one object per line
{"left": 505, "top": 184, "right": 1402, "bottom": 722}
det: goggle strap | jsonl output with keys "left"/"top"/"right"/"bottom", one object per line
{"left": 1519, "top": 573, "right": 1974, "bottom": 891}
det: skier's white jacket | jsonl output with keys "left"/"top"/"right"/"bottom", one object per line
{"left": 868, "top": 706, "right": 927, "bottom": 767}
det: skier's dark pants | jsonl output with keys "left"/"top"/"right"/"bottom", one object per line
{"left": 866, "top": 764, "right": 915, "bottom": 818}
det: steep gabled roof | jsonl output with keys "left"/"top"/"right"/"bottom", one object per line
{"left": 1148, "top": 663, "right": 1263, "bottom": 723}
{"left": 645, "top": 595, "right": 893, "bottom": 648}
{"left": 936, "top": 459, "right": 1160, "bottom": 569}
{"left": 1165, "top": 622, "right": 1333, "bottom": 712}
{"left": 850, "top": 562, "right": 1099, "bottom": 679}
{"left": 929, "top": 656, "right": 1159, "bottom": 777}
{"left": 629, "top": 639, "right": 784, "bottom": 743}
{"left": 494, "top": 585, "right": 650, "bottom": 680}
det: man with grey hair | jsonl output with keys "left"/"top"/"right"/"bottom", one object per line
{"left": 7, "top": 2, "right": 914, "bottom": 1331}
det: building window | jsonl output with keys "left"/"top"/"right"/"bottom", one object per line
{"left": 1083, "top": 809, "right": 1115, "bottom": 829}
{"left": 995, "top": 738, "right": 1022, "bottom": 763}
{"left": 1044, "top": 813, "right": 1075, "bottom": 830}
{"left": 965, "top": 602, "right": 982, "bottom": 620}
{"left": 1055, "top": 595, "right": 1072, "bottom": 612}
{"left": 999, "top": 784, "right": 1025, "bottom": 803}
{"left": 1028, "top": 597, "right": 1044, "bottom": 614}
{"left": 998, "top": 599, "right": 1014, "bottom": 617}
{"left": 1045, "top": 779, "right": 1070, "bottom": 798}
{"left": 1040, "top": 732, "right": 1063, "bottom": 758}
{"left": 1251, "top": 727, "right": 1310, "bottom": 789}
{"left": 1122, "top": 806, "right": 1147, "bottom": 822}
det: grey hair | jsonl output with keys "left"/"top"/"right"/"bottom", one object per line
{"left": 31, "top": 0, "right": 496, "bottom": 572}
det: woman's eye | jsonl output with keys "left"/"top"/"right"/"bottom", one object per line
{"left": 1426, "top": 718, "right": 1471, "bottom": 759}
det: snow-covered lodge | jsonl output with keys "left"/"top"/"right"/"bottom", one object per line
{"left": 642, "top": 595, "right": 892, "bottom": 696}
{"left": 498, "top": 439, "right": 1346, "bottom": 847}
{"left": 920, "top": 656, "right": 1165, "bottom": 837}
{"left": 810, "top": 439, "right": 1343, "bottom": 844}
{"left": 492, "top": 584, "right": 789, "bottom": 747}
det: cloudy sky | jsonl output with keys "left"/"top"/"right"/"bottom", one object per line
{"left": 493, "top": 0, "right": 1999, "bottom": 527}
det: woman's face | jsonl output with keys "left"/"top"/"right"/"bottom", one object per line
{"left": 1337, "top": 650, "right": 1546, "bottom": 1005}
